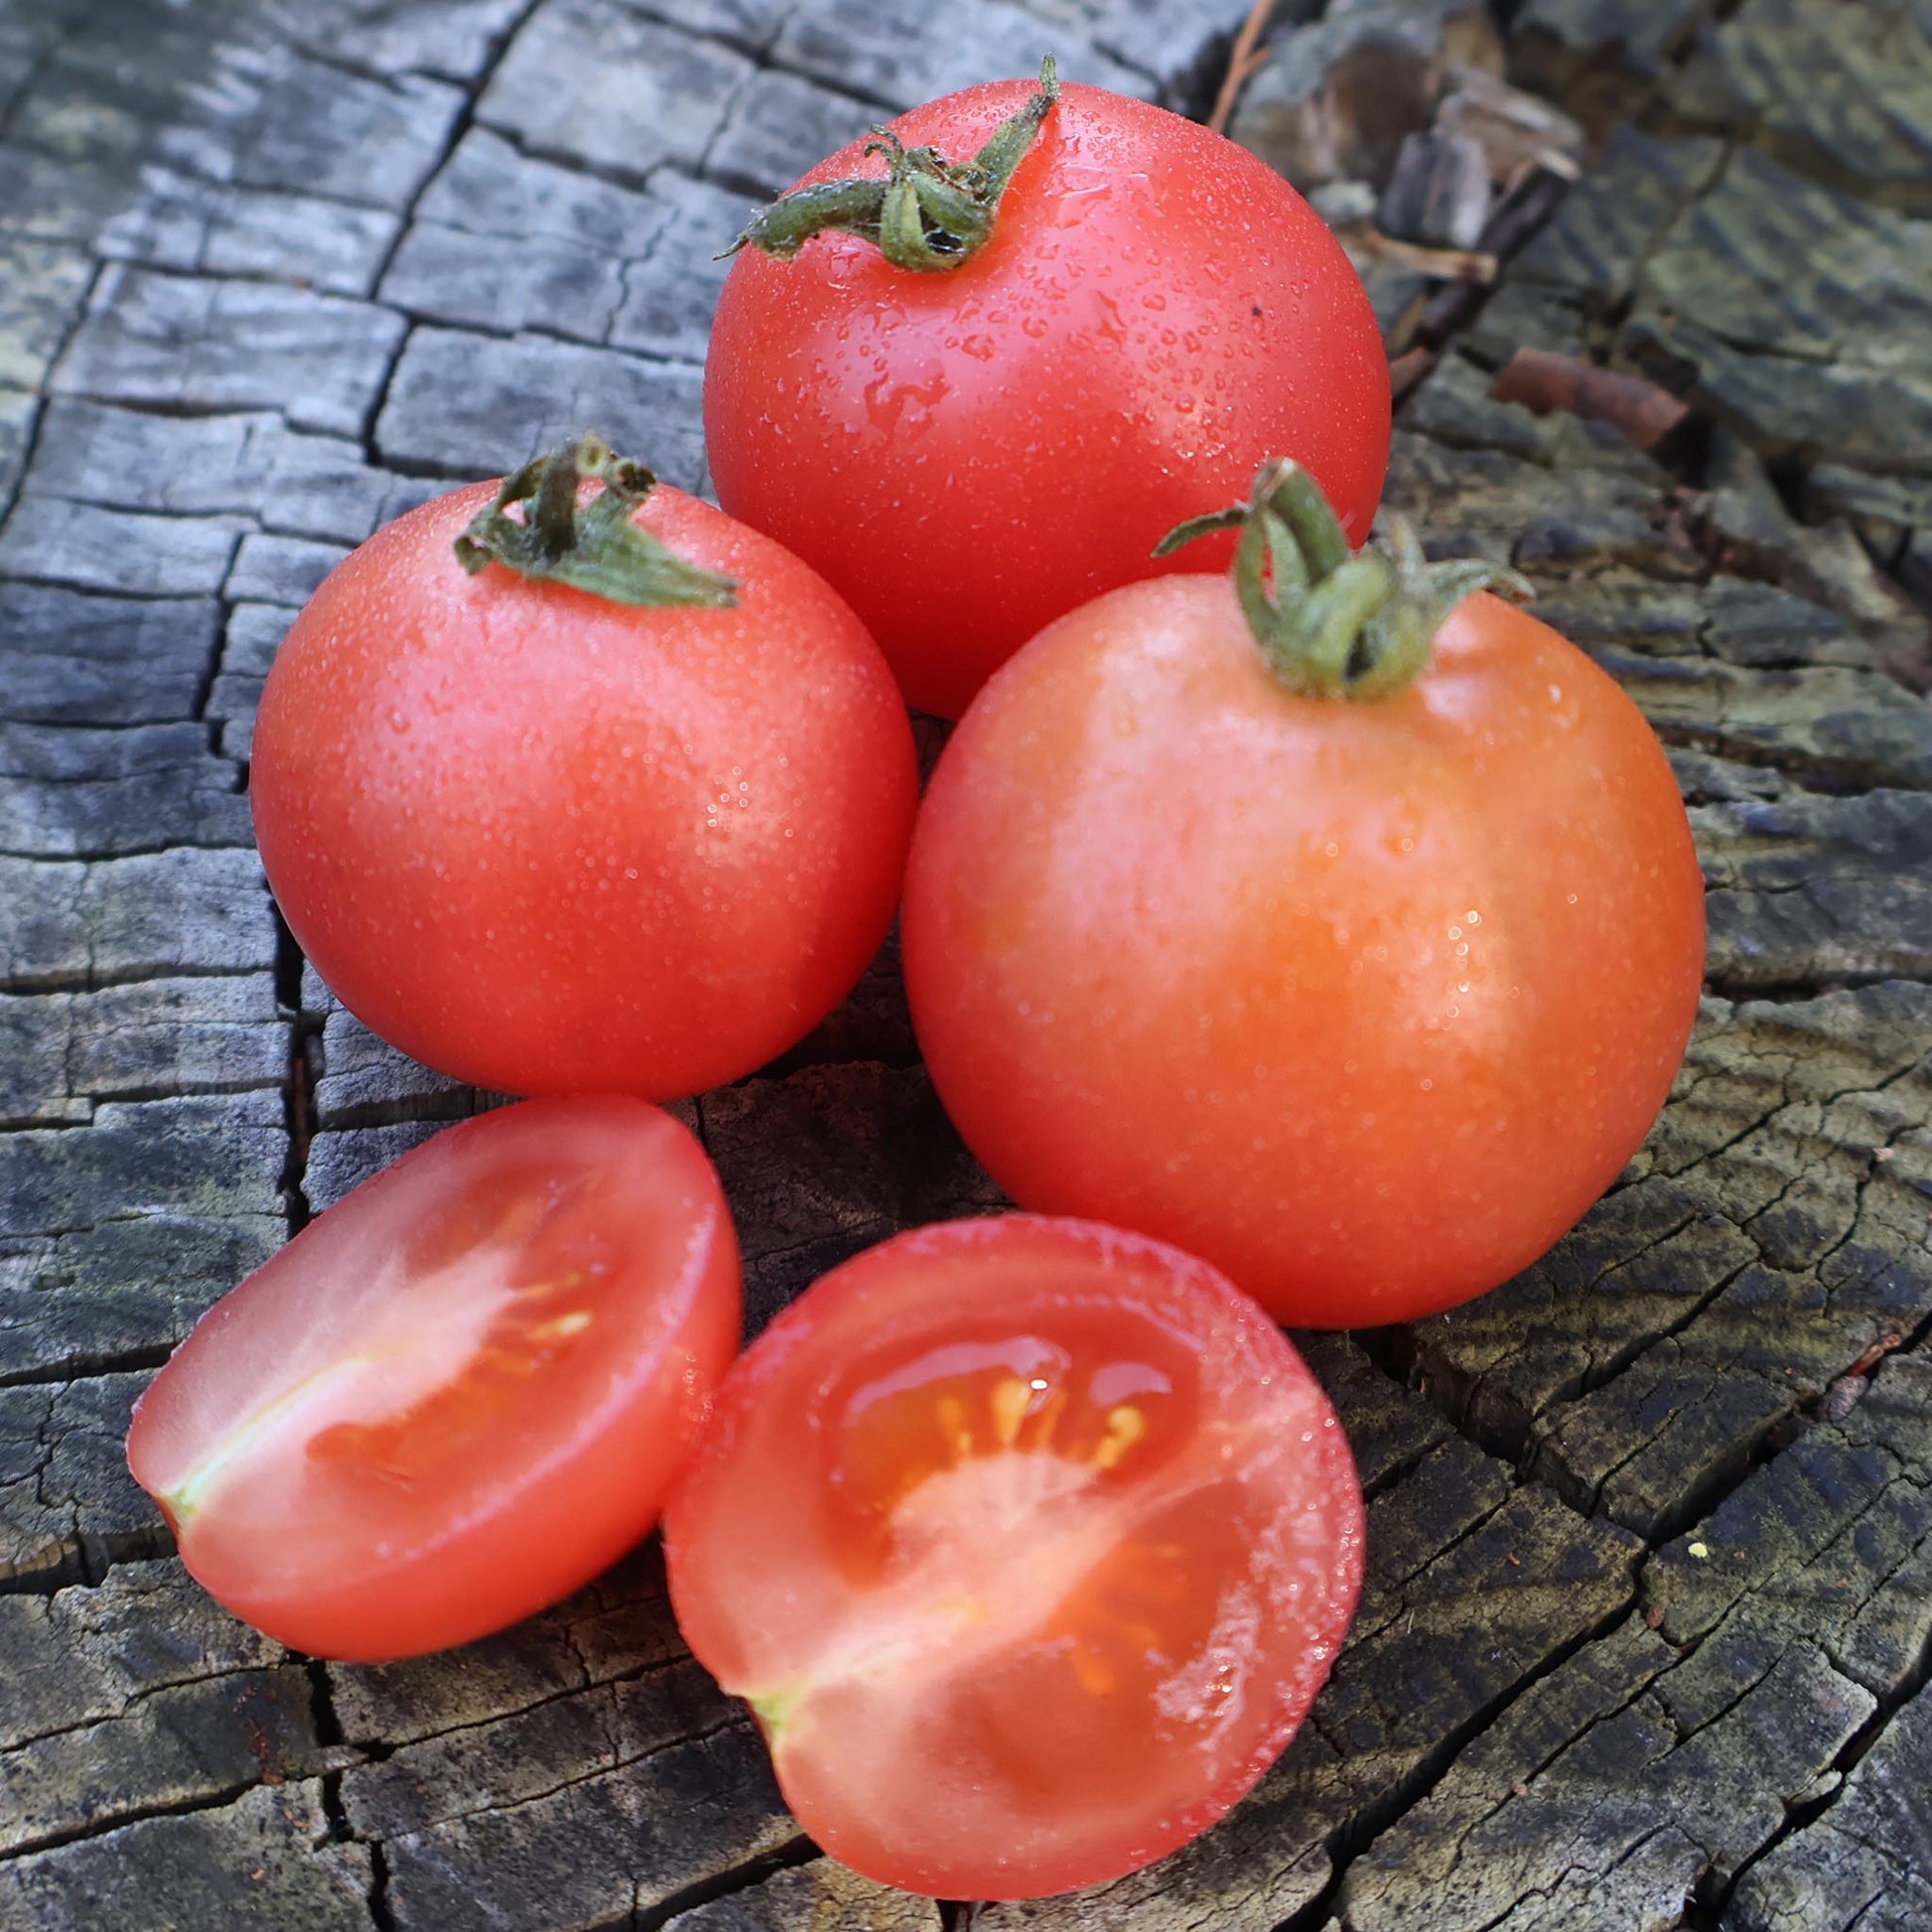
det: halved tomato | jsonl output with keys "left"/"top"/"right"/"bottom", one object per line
{"left": 127, "top": 1097, "right": 740, "bottom": 1661}
{"left": 663, "top": 1215, "right": 1363, "bottom": 1899}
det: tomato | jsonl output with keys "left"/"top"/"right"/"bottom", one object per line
{"left": 704, "top": 71, "right": 1390, "bottom": 719}
{"left": 900, "top": 489, "right": 1706, "bottom": 1327}
{"left": 664, "top": 1215, "right": 1363, "bottom": 1899}
{"left": 126, "top": 1097, "right": 740, "bottom": 1661}
{"left": 250, "top": 444, "right": 918, "bottom": 1100}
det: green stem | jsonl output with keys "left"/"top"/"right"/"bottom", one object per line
{"left": 723, "top": 58, "right": 1060, "bottom": 272}
{"left": 454, "top": 435, "right": 737, "bottom": 609}
{"left": 1156, "top": 460, "right": 1533, "bottom": 700}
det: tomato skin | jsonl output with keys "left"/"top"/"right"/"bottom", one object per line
{"left": 705, "top": 79, "right": 1390, "bottom": 720}
{"left": 665, "top": 1214, "right": 1364, "bottom": 1899}
{"left": 126, "top": 1098, "right": 740, "bottom": 1661}
{"left": 901, "top": 584, "right": 1707, "bottom": 1327}
{"left": 250, "top": 483, "right": 918, "bottom": 1100}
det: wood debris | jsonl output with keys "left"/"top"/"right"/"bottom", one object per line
{"left": 1435, "top": 63, "right": 1585, "bottom": 186}
{"left": 1489, "top": 346, "right": 1690, "bottom": 449}
{"left": 1380, "top": 130, "right": 1493, "bottom": 250}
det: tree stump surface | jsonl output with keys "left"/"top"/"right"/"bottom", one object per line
{"left": 1, "top": 0, "right": 1929, "bottom": 1926}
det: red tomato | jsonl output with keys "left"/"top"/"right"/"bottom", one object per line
{"left": 901, "top": 582, "right": 1707, "bottom": 1327}
{"left": 126, "top": 1098, "right": 739, "bottom": 1661}
{"left": 250, "top": 474, "right": 918, "bottom": 1099}
{"left": 664, "top": 1215, "right": 1363, "bottom": 1899}
{"left": 705, "top": 78, "right": 1390, "bottom": 719}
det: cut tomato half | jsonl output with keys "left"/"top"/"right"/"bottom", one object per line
{"left": 127, "top": 1097, "right": 740, "bottom": 1661}
{"left": 664, "top": 1215, "right": 1363, "bottom": 1899}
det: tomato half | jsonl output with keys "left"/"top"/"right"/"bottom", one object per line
{"left": 901, "top": 582, "right": 1707, "bottom": 1327}
{"left": 127, "top": 1098, "right": 740, "bottom": 1661}
{"left": 250, "top": 474, "right": 918, "bottom": 1100}
{"left": 664, "top": 1215, "right": 1363, "bottom": 1899}
{"left": 705, "top": 77, "right": 1390, "bottom": 719}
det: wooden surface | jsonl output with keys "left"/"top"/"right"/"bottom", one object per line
{"left": 2, "top": 0, "right": 1931, "bottom": 1926}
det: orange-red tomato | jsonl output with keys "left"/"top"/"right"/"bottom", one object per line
{"left": 251, "top": 481, "right": 918, "bottom": 1099}
{"left": 665, "top": 1215, "right": 1363, "bottom": 1899}
{"left": 705, "top": 77, "right": 1390, "bottom": 720}
{"left": 127, "top": 1098, "right": 740, "bottom": 1661}
{"left": 902, "top": 583, "right": 1706, "bottom": 1326}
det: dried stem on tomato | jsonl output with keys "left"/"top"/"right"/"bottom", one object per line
{"left": 1157, "top": 459, "right": 1533, "bottom": 700}
{"left": 724, "top": 58, "right": 1060, "bottom": 271}
{"left": 454, "top": 434, "right": 738, "bottom": 608}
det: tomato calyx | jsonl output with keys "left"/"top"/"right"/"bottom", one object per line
{"left": 1157, "top": 459, "right": 1534, "bottom": 700}
{"left": 724, "top": 58, "right": 1060, "bottom": 272}
{"left": 453, "top": 433, "right": 739, "bottom": 608}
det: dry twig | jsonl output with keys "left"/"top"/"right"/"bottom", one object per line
{"left": 1489, "top": 346, "right": 1688, "bottom": 449}
{"left": 1350, "top": 230, "right": 1498, "bottom": 282}
{"left": 1388, "top": 345, "right": 1439, "bottom": 401}
{"left": 1206, "top": 0, "right": 1278, "bottom": 137}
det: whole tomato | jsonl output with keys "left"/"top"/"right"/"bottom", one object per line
{"left": 901, "top": 465, "right": 1707, "bottom": 1327}
{"left": 251, "top": 440, "right": 918, "bottom": 1100}
{"left": 705, "top": 65, "right": 1390, "bottom": 719}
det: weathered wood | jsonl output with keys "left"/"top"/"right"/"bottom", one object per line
{"left": 0, "top": 847, "right": 277, "bottom": 990}
{"left": 1623, "top": 149, "right": 1932, "bottom": 477}
{"left": 55, "top": 270, "right": 409, "bottom": 442}
{"left": 374, "top": 330, "right": 709, "bottom": 486}
{"left": 1725, "top": 1675, "right": 1932, "bottom": 1932}
{"left": 0, "top": 1090, "right": 286, "bottom": 1391}
{"left": 1507, "top": 0, "right": 1700, "bottom": 139}
{"left": 1407, "top": 984, "right": 1932, "bottom": 1535}
{"left": 0, "top": 587, "right": 219, "bottom": 726}
{"left": 1667, "top": 0, "right": 1932, "bottom": 215}
{"left": 1228, "top": 0, "right": 1503, "bottom": 190}
{"left": 0, "top": 1780, "right": 373, "bottom": 1931}
{"left": 1379, "top": 130, "right": 1493, "bottom": 247}
{"left": 1, "top": 0, "right": 1930, "bottom": 1923}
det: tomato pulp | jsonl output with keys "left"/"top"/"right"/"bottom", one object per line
{"left": 902, "top": 584, "right": 1707, "bottom": 1327}
{"left": 705, "top": 78, "right": 1390, "bottom": 719}
{"left": 665, "top": 1216, "right": 1364, "bottom": 1898}
{"left": 250, "top": 479, "right": 918, "bottom": 1100}
{"left": 127, "top": 1098, "right": 740, "bottom": 1660}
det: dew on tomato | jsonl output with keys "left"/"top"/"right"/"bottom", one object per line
{"left": 901, "top": 527, "right": 1706, "bottom": 1326}
{"left": 249, "top": 466, "right": 918, "bottom": 1101}
{"left": 705, "top": 77, "right": 1389, "bottom": 719}
{"left": 127, "top": 1097, "right": 740, "bottom": 1662}
{"left": 664, "top": 1216, "right": 1364, "bottom": 1899}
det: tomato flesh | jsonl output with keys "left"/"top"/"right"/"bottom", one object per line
{"left": 901, "top": 581, "right": 1708, "bottom": 1326}
{"left": 127, "top": 1098, "right": 740, "bottom": 1661}
{"left": 705, "top": 79, "right": 1390, "bottom": 719}
{"left": 664, "top": 1216, "right": 1363, "bottom": 1899}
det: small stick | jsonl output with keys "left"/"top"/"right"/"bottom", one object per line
{"left": 1843, "top": 1331, "right": 1904, "bottom": 1380}
{"left": 1207, "top": 0, "right": 1278, "bottom": 137}
{"left": 1355, "top": 232, "right": 1499, "bottom": 283}
{"left": 1489, "top": 347, "right": 1689, "bottom": 450}
{"left": 1388, "top": 345, "right": 1438, "bottom": 401}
